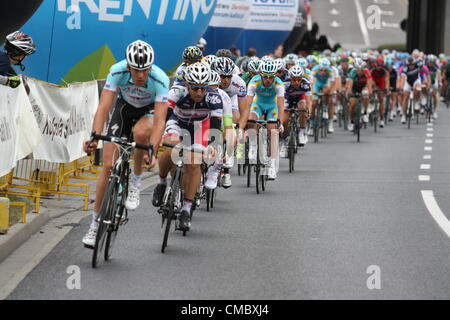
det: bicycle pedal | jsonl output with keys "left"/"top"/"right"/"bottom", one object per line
{"left": 119, "top": 218, "right": 129, "bottom": 226}
{"left": 84, "top": 244, "right": 94, "bottom": 250}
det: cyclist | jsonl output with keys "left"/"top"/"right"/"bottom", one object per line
{"left": 280, "top": 65, "right": 311, "bottom": 157}
{"left": 216, "top": 48, "right": 240, "bottom": 75}
{"left": 204, "top": 71, "right": 234, "bottom": 189}
{"left": 345, "top": 58, "right": 373, "bottom": 132}
{"left": 82, "top": 40, "right": 170, "bottom": 247}
{"left": 426, "top": 54, "right": 441, "bottom": 119}
{"left": 441, "top": 55, "right": 450, "bottom": 100}
{"left": 212, "top": 57, "right": 248, "bottom": 188}
{"left": 152, "top": 62, "right": 223, "bottom": 231}
{"left": 0, "top": 31, "right": 36, "bottom": 88}
{"left": 417, "top": 57, "right": 431, "bottom": 115}
{"left": 369, "top": 56, "right": 390, "bottom": 127}
{"left": 386, "top": 57, "right": 400, "bottom": 121}
{"left": 284, "top": 53, "right": 298, "bottom": 70}
{"left": 275, "top": 58, "right": 288, "bottom": 82}
{"left": 241, "top": 58, "right": 260, "bottom": 85}
{"left": 246, "top": 59, "right": 286, "bottom": 180}
{"left": 309, "top": 58, "right": 335, "bottom": 136}
{"left": 298, "top": 57, "right": 313, "bottom": 82}
{"left": 398, "top": 56, "right": 422, "bottom": 124}
{"left": 174, "top": 46, "right": 203, "bottom": 85}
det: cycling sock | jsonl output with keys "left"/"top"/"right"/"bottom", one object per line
{"left": 182, "top": 199, "right": 193, "bottom": 213}
{"left": 159, "top": 176, "right": 168, "bottom": 185}
{"left": 131, "top": 173, "right": 142, "bottom": 188}
{"left": 91, "top": 212, "right": 99, "bottom": 229}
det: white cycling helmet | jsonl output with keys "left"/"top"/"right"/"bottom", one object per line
{"left": 203, "top": 54, "right": 217, "bottom": 67}
{"left": 284, "top": 53, "right": 298, "bottom": 65}
{"left": 354, "top": 58, "right": 366, "bottom": 69}
{"left": 197, "top": 37, "right": 207, "bottom": 49}
{"left": 260, "top": 59, "right": 277, "bottom": 75}
{"left": 209, "top": 70, "right": 221, "bottom": 86}
{"left": 213, "top": 57, "right": 235, "bottom": 76}
{"left": 126, "top": 40, "right": 154, "bottom": 70}
{"left": 261, "top": 55, "right": 273, "bottom": 62}
{"left": 185, "top": 62, "right": 210, "bottom": 85}
{"left": 274, "top": 58, "right": 286, "bottom": 71}
{"left": 298, "top": 58, "right": 308, "bottom": 68}
{"left": 319, "top": 58, "right": 331, "bottom": 69}
{"left": 248, "top": 59, "right": 261, "bottom": 73}
{"left": 5, "top": 31, "right": 36, "bottom": 56}
{"left": 289, "top": 65, "right": 304, "bottom": 78}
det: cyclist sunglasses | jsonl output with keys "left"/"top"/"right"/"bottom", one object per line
{"left": 189, "top": 84, "right": 208, "bottom": 91}
{"left": 261, "top": 74, "right": 275, "bottom": 79}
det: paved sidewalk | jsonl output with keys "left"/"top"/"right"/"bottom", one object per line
{"left": 0, "top": 169, "right": 157, "bottom": 265}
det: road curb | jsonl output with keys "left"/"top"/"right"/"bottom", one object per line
{"left": 0, "top": 210, "right": 51, "bottom": 265}
{"left": 0, "top": 169, "right": 158, "bottom": 265}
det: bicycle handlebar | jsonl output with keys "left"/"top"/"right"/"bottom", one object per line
{"left": 89, "top": 132, "right": 154, "bottom": 153}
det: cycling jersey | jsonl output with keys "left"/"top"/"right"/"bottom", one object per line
{"left": 216, "top": 88, "right": 233, "bottom": 128}
{"left": 104, "top": 60, "right": 170, "bottom": 108}
{"left": 370, "top": 66, "right": 389, "bottom": 90}
{"left": 220, "top": 74, "right": 247, "bottom": 113}
{"left": 443, "top": 63, "right": 450, "bottom": 79}
{"left": 312, "top": 66, "right": 335, "bottom": 84}
{"left": 241, "top": 72, "right": 254, "bottom": 85}
{"left": 419, "top": 65, "right": 430, "bottom": 82}
{"left": 399, "top": 64, "right": 421, "bottom": 86}
{"left": 388, "top": 67, "right": 398, "bottom": 90}
{"left": 173, "top": 63, "right": 188, "bottom": 85}
{"left": 165, "top": 85, "right": 224, "bottom": 146}
{"left": 0, "top": 51, "right": 15, "bottom": 76}
{"left": 338, "top": 65, "right": 353, "bottom": 86}
{"left": 284, "top": 79, "right": 312, "bottom": 109}
{"left": 348, "top": 68, "right": 372, "bottom": 92}
{"left": 427, "top": 63, "right": 440, "bottom": 84}
{"left": 247, "top": 75, "right": 285, "bottom": 120}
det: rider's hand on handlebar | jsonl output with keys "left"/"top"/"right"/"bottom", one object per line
{"left": 278, "top": 124, "right": 284, "bottom": 133}
{"left": 83, "top": 140, "right": 97, "bottom": 155}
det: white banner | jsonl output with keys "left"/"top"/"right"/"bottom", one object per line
{"left": 0, "top": 85, "right": 20, "bottom": 177}
{"left": 27, "top": 78, "right": 98, "bottom": 163}
{"left": 245, "top": 0, "right": 299, "bottom": 31}
{"left": 209, "top": 0, "right": 252, "bottom": 29}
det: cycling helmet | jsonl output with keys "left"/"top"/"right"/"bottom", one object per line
{"left": 5, "top": 31, "right": 36, "bottom": 56}
{"left": 209, "top": 70, "right": 221, "bottom": 86}
{"left": 216, "top": 49, "right": 232, "bottom": 58}
{"left": 284, "top": 53, "right": 298, "bottom": 65}
{"left": 362, "top": 52, "right": 369, "bottom": 61}
{"left": 319, "top": 58, "right": 331, "bottom": 69}
{"left": 260, "top": 59, "right": 277, "bottom": 75}
{"left": 261, "top": 55, "right": 273, "bottom": 62}
{"left": 298, "top": 58, "right": 308, "bottom": 68}
{"left": 386, "top": 58, "right": 393, "bottom": 67}
{"left": 185, "top": 62, "right": 210, "bottom": 85}
{"left": 427, "top": 54, "right": 437, "bottom": 63}
{"left": 213, "top": 57, "right": 235, "bottom": 76}
{"left": 197, "top": 37, "right": 207, "bottom": 49}
{"left": 323, "top": 49, "right": 332, "bottom": 57}
{"left": 354, "top": 58, "right": 366, "bottom": 69}
{"left": 126, "top": 40, "right": 154, "bottom": 70}
{"left": 306, "top": 55, "right": 317, "bottom": 64}
{"left": 382, "top": 49, "right": 390, "bottom": 56}
{"left": 247, "top": 59, "right": 261, "bottom": 73}
{"left": 274, "top": 58, "right": 286, "bottom": 71}
{"left": 183, "top": 46, "right": 203, "bottom": 62}
{"left": 406, "top": 56, "right": 415, "bottom": 65}
{"left": 415, "top": 58, "right": 424, "bottom": 67}
{"left": 288, "top": 65, "right": 304, "bottom": 78}
{"left": 203, "top": 55, "right": 217, "bottom": 67}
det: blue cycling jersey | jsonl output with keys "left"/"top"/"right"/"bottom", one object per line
{"left": 104, "top": 60, "right": 169, "bottom": 108}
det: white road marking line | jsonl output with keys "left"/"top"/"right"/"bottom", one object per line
{"left": 374, "top": 0, "right": 390, "bottom": 4}
{"left": 354, "top": 0, "right": 371, "bottom": 47}
{"left": 424, "top": 146, "right": 432, "bottom": 151}
{"left": 420, "top": 164, "right": 431, "bottom": 170}
{"left": 423, "top": 155, "right": 432, "bottom": 160}
{"left": 425, "top": 139, "right": 433, "bottom": 144}
{"left": 418, "top": 175, "right": 430, "bottom": 181}
{"left": 427, "top": 133, "right": 433, "bottom": 137}
{"left": 330, "top": 0, "right": 337, "bottom": 4}
{"left": 427, "top": 123, "right": 433, "bottom": 127}
{"left": 330, "top": 8, "right": 340, "bottom": 15}
{"left": 330, "top": 20, "right": 341, "bottom": 28}
{"left": 421, "top": 190, "right": 450, "bottom": 238}
{"left": 427, "top": 128, "right": 433, "bottom": 132}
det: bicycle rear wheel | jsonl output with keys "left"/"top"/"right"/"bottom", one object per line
{"left": 288, "top": 131, "right": 295, "bottom": 173}
{"left": 407, "top": 101, "right": 412, "bottom": 129}
{"left": 255, "top": 165, "right": 260, "bottom": 194}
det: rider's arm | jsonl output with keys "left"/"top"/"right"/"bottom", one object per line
{"left": 91, "top": 88, "right": 116, "bottom": 135}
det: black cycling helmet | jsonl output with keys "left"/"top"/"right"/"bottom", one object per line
{"left": 182, "top": 46, "right": 203, "bottom": 63}
{"left": 216, "top": 49, "right": 232, "bottom": 58}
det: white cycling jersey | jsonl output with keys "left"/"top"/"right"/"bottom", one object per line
{"left": 220, "top": 74, "right": 247, "bottom": 112}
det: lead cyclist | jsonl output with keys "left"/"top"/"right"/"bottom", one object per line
{"left": 82, "top": 40, "right": 170, "bottom": 248}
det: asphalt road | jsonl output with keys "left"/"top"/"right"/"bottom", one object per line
{"left": 311, "top": 0, "right": 408, "bottom": 50}
{"left": 7, "top": 101, "right": 450, "bottom": 300}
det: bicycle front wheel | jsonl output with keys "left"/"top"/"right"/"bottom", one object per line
{"left": 161, "top": 168, "right": 181, "bottom": 253}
